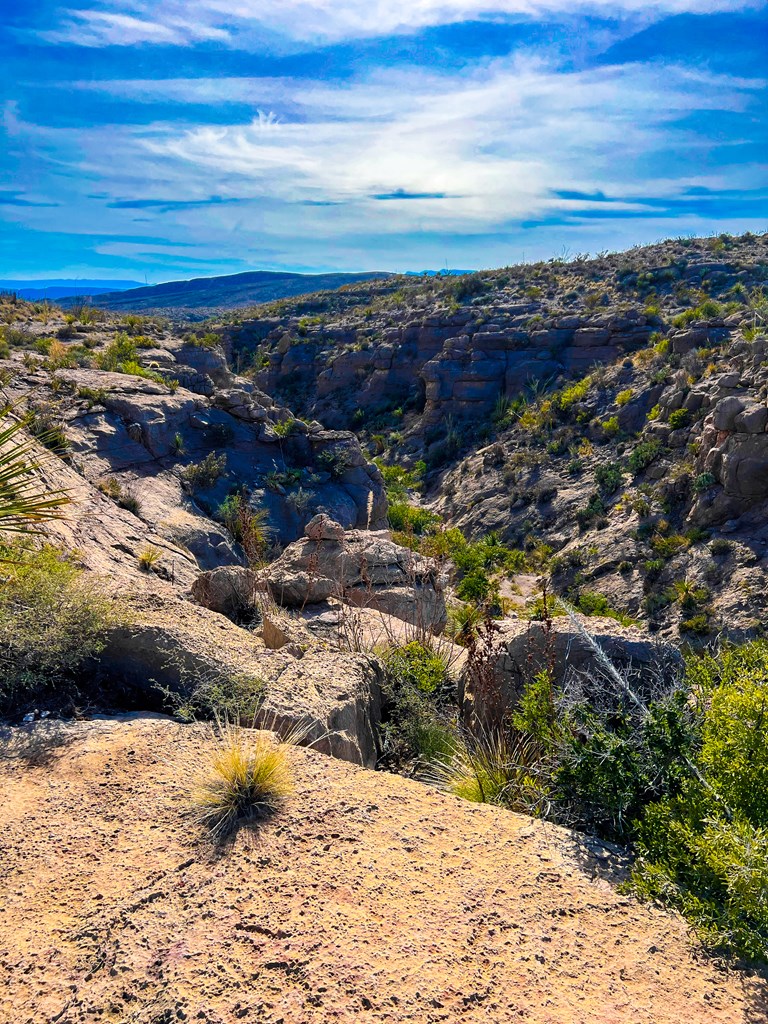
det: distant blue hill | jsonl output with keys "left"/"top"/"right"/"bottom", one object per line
{"left": 65, "top": 269, "right": 392, "bottom": 312}
{"left": 0, "top": 280, "right": 144, "bottom": 301}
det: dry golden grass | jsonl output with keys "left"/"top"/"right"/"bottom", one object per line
{"left": 190, "top": 724, "right": 294, "bottom": 838}
{"left": 426, "top": 727, "right": 548, "bottom": 815}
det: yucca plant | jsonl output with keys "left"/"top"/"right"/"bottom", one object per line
{"left": 0, "top": 417, "right": 70, "bottom": 534}
{"left": 427, "top": 726, "right": 549, "bottom": 816}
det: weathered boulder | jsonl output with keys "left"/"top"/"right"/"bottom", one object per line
{"left": 95, "top": 592, "right": 382, "bottom": 766}
{"left": 191, "top": 566, "right": 259, "bottom": 619}
{"left": 462, "top": 615, "right": 682, "bottom": 732}
{"left": 305, "top": 512, "right": 345, "bottom": 542}
{"left": 712, "top": 395, "right": 746, "bottom": 432}
{"left": 265, "top": 519, "right": 448, "bottom": 632}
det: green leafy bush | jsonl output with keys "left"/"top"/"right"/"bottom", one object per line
{"left": 694, "top": 472, "right": 716, "bottom": 492}
{"left": 456, "top": 568, "right": 494, "bottom": 604}
{"left": 379, "top": 642, "right": 455, "bottom": 767}
{"left": 594, "top": 462, "right": 623, "bottom": 494}
{"left": 575, "top": 591, "right": 635, "bottom": 626}
{"left": 383, "top": 641, "right": 448, "bottom": 695}
{"left": 0, "top": 542, "right": 123, "bottom": 711}
{"left": 628, "top": 439, "right": 664, "bottom": 474}
{"left": 181, "top": 452, "right": 227, "bottom": 490}
{"left": 631, "top": 640, "right": 768, "bottom": 958}
{"left": 388, "top": 501, "right": 440, "bottom": 535}
{"left": 576, "top": 492, "right": 606, "bottom": 529}
{"left": 317, "top": 446, "right": 351, "bottom": 479}
{"left": 668, "top": 408, "right": 689, "bottom": 430}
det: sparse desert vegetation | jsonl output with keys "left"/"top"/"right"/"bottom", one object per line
{"left": 2, "top": 236, "right": 768, "bottom": 1019}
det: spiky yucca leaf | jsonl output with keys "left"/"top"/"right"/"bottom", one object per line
{"left": 0, "top": 417, "right": 70, "bottom": 533}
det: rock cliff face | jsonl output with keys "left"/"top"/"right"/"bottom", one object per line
{"left": 229, "top": 302, "right": 656, "bottom": 431}
{"left": 223, "top": 235, "right": 764, "bottom": 446}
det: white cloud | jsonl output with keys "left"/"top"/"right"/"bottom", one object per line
{"left": 120, "top": 59, "right": 759, "bottom": 236}
{"left": 4, "top": 54, "right": 764, "bottom": 273}
{"left": 43, "top": 0, "right": 765, "bottom": 48}
{"left": 42, "top": 7, "right": 231, "bottom": 46}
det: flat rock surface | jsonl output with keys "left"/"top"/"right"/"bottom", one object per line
{"left": 1, "top": 716, "right": 765, "bottom": 1023}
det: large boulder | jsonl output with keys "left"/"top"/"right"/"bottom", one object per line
{"left": 94, "top": 591, "right": 383, "bottom": 766}
{"left": 265, "top": 515, "right": 448, "bottom": 632}
{"left": 462, "top": 615, "right": 682, "bottom": 732}
{"left": 191, "top": 565, "right": 260, "bottom": 620}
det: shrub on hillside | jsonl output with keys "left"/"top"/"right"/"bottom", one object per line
{"left": 628, "top": 439, "right": 665, "bottom": 474}
{"left": 0, "top": 541, "right": 123, "bottom": 712}
{"left": 379, "top": 641, "right": 455, "bottom": 767}
{"left": 181, "top": 452, "right": 227, "bottom": 490}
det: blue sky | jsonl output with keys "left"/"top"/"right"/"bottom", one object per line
{"left": 1, "top": 1, "right": 766, "bottom": 282}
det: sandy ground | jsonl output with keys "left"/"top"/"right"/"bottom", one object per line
{"left": 1, "top": 714, "right": 766, "bottom": 1024}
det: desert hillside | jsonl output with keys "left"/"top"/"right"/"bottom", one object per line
{"left": 2, "top": 715, "right": 766, "bottom": 1024}
{"left": 2, "top": 236, "right": 768, "bottom": 1019}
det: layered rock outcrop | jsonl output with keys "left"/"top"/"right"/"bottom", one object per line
{"left": 95, "top": 590, "right": 383, "bottom": 766}
{"left": 266, "top": 514, "right": 448, "bottom": 632}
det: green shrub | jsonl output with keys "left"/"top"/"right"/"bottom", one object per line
{"left": 555, "top": 689, "right": 697, "bottom": 840}
{"left": 181, "top": 452, "right": 227, "bottom": 490}
{"left": 594, "top": 462, "right": 623, "bottom": 494}
{"left": 456, "top": 568, "right": 494, "bottom": 604}
{"left": 96, "top": 333, "right": 137, "bottom": 371}
{"left": 317, "top": 446, "right": 351, "bottom": 479}
{"left": 379, "top": 642, "right": 455, "bottom": 767}
{"left": 0, "top": 542, "right": 123, "bottom": 711}
{"left": 668, "top": 408, "right": 689, "bottom": 430}
{"left": 576, "top": 492, "right": 605, "bottom": 528}
{"left": 272, "top": 418, "right": 297, "bottom": 438}
{"left": 95, "top": 333, "right": 170, "bottom": 386}
{"left": 168, "top": 671, "right": 268, "bottom": 724}
{"left": 383, "top": 641, "right": 448, "bottom": 695}
{"left": 376, "top": 460, "right": 426, "bottom": 500}
{"left": 575, "top": 591, "right": 635, "bottom": 626}
{"left": 388, "top": 501, "right": 440, "bottom": 536}
{"left": 694, "top": 472, "right": 716, "bottom": 492}
{"left": 679, "top": 613, "right": 711, "bottom": 635}
{"left": 631, "top": 640, "right": 768, "bottom": 958}
{"left": 628, "top": 439, "right": 664, "bottom": 474}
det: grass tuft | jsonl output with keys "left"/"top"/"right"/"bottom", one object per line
{"left": 191, "top": 724, "right": 294, "bottom": 838}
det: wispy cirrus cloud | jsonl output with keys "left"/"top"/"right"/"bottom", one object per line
{"left": 5, "top": 58, "right": 763, "bottom": 244}
{"left": 40, "top": 0, "right": 767, "bottom": 48}
{"left": 3, "top": 1, "right": 767, "bottom": 277}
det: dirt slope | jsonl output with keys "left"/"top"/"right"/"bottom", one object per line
{"left": 1, "top": 716, "right": 765, "bottom": 1024}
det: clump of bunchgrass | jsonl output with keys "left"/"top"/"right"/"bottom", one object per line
{"left": 138, "top": 545, "right": 162, "bottom": 571}
{"left": 427, "top": 726, "right": 548, "bottom": 814}
{"left": 190, "top": 722, "right": 294, "bottom": 838}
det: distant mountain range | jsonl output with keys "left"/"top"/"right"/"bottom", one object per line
{"left": 61, "top": 270, "right": 392, "bottom": 313}
{"left": 0, "top": 279, "right": 143, "bottom": 301}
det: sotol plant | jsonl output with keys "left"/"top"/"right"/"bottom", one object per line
{"left": 0, "top": 417, "right": 70, "bottom": 534}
